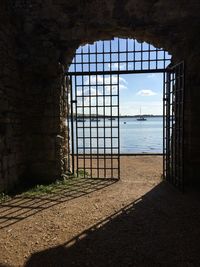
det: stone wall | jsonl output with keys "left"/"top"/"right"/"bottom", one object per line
{"left": 21, "top": 68, "right": 68, "bottom": 183}
{"left": 0, "top": 0, "right": 200, "bottom": 192}
{"left": 0, "top": 1, "right": 69, "bottom": 192}
{"left": 0, "top": 1, "right": 26, "bottom": 192}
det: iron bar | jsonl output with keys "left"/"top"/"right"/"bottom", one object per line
{"left": 103, "top": 41, "right": 106, "bottom": 178}
{"left": 75, "top": 75, "right": 79, "bottom": 177}
{"left": 67, "top": 69, "right": 167, "bottom": 76}
{"left": 81, "top": 45, "right": 86, "bottom": 178}
{"left": 70, "top": 76, "right": 75, "bottom": 174}
{"left": 89, "top": 44, "right": 93, "bottom": 179}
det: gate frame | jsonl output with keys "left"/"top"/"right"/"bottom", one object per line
{"left": 163, "top": 61, "right": 185, "bottom": 191}
{"left": 66, "top": 38, "right": 185, "bottom": 189}
{"left": 68, "top": 73, "right": 121, "bottom": 180}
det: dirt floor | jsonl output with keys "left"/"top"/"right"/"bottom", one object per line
{"left": 0, "top": 156, "right": 200, "bottom": 267}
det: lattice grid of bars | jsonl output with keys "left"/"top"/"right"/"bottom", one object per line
{"left": 69, "top": 38, "right": 171, "bottom": 74}
{"left": 163, "top": 62, "right": 184, "bottom": 191}
{"left": 67, "top": 38, "right": 172, "bottom": 180}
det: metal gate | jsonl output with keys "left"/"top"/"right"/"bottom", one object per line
{"left": 67, "top": 38, "right": 172, "bottom": 180}
{"left": 69, "top": 74, "right": 120, "bottom": 179}
{"left": 163, "top": 62, "right": 185, "bottom": 190}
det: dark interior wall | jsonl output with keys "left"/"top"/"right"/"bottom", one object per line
{"left": 0, "top": 0, "right": 200, "bottom": 191}
{"left": 184, "top": 63, "right": 200, "bottom": 185}
{"left": 0, "top": 1, "right": 69, "bottom": 192}
{"left": 0, "top": 1, "right": 27, "bottom": 192}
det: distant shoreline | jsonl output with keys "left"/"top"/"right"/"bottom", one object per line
{"left": 74, "top": 115, "right": 163, "bottom": 118}
{"left": 119, "top": 115, "right": 162, "bottom": 118}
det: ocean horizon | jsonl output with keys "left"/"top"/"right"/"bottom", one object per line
{"left": 69, "top": 116, "right": 163, "bottom": 154}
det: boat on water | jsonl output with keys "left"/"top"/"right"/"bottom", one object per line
{"left": 108, "top": 118, "right": 116, "bottom": 120}
{"left": 137, "top": 116, "right": 146, "bottom": 121}
{"left": 91, "top": 118, "right": 101, "bottom": 122}
{"left": 77, "top": 119, "right": 86, "bottom": 122}
{"left": 136, "top": 108, "right": 147, "bottom": 121}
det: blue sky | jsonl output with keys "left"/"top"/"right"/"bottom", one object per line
{"left": 69, "top": 38, "right": 171, "bottom": 116}
{"left": 119, "top": 73, "right": 163, "bottom": 115}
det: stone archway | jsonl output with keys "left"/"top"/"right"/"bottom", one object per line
{"left": 1, "top": 0, "right": 200, "bottom": 191}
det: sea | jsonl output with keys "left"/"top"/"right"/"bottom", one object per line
{"left": 69, "top": 117, "right": 163, "bottom": 154}
{"left": 120, "top": 117, "right": 163, "bottom": 153}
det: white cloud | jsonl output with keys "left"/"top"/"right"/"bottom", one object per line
{"left": 77, "top": 87, "right": 97, "bottom": 96}
{"left": 76, "top": 76, "right": 127, "bottom": 110}
{"left": 84, "top": 75, "right": 127, "bottom": 92}
{"left": 147, "top": 74, "right": 156, "bottom": 78}
{"left": 107, "top": 63, "right": 126, "bottom": 70}
{"left": 119, "top": 77, "right": 128, "bottom": 85}
{"left": 136, "top": 89, "right": 157, "bottom": 96}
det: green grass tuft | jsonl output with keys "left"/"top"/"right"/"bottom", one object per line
{"left": 21, "top": 178, "right": 76, "bottom": 197}
{"left": 0, "top": 170, "right": 90, "bottom": 200}
{"left": 76, "top": 169, "right": 90, "bottom": 178}
{"left": 0, "top": 192, "right": 10, "bottom": 203}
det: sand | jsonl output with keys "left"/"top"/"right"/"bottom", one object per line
{"left": 0, "top": 156, "right": 200, "bottom": 267}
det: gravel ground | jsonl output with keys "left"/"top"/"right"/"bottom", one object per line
{"left": 0, "top": 156, "right": 200, "bottom": 267}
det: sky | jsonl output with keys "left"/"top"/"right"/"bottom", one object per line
{"left": 119, "top": 73, "right": 163, "bottom": 115}
{"left": 69, "top": 38, "right": 171, "bottom": 116}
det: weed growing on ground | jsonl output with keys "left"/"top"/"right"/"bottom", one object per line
{"left": 0, "top": 192, "right": 10, "bottom": 203}
{"left": 0, "top": 170, "right": 90, "bottom": 200}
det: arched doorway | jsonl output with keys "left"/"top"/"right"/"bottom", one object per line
{"left": 66, "top": 38, "right": 184, "bottom": 191}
